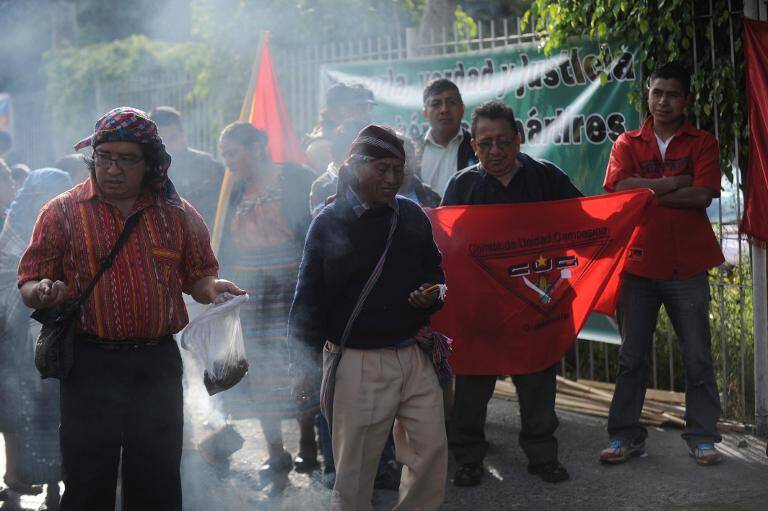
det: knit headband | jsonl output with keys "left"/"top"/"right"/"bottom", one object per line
{"left": 348, "top": 124, "right": 405, "bottom": 162}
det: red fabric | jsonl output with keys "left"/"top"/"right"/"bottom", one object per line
{"left": 247, "top": 42, "right": 309, "bottom": 165}
{"left": 427, "top": 190, "right": 654, "bottom": 375}
{"left": 18, "top": 177, "right": 219, "bottom": 340}
{"left": 603, "top": 118, "right": 724, "bottom": 279}
{"left": 740, "top": 18, "right": 768, "bottom": 245}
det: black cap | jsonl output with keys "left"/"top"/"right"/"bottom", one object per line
{"left": 326, "top": 82, "right": 375, "bottom": 108}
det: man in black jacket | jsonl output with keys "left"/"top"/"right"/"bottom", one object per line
{"left": 443, "top": 101, "right": 581, "bottom": 487}
{"left": 150, "top": 106, "right": 224, "bottom": 228}
{"left": 420, "top": 79, "right": 477, "bottom": 196}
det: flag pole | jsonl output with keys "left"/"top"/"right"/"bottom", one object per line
{"left": 211, "top": 30, "right": 271, "bottom": 253}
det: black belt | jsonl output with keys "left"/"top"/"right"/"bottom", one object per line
{"left": 78, "top": 334, "right": 173, "bottom": 351}
{"left": 386, "top": 338, "right": 418, "bottom": 350}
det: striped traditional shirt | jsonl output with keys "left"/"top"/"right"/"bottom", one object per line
{"left": 18, "top": 177, "right": 219, "bottom": 340}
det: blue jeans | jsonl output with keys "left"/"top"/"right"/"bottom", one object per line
{"left": 317, "top": 412, "right": 396, "bottom": 473}
{"left": 607, "top": 273, "right": 722, "bottom": 447}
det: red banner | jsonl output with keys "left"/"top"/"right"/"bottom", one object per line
{"left": 740, "top": 18, "right": 768, "bottom": 245}
{"left": 246, "top": 40, "right": 309, "bottom": 165}
{"left": 427, "top": 190, "right": 654, "bottom": 375}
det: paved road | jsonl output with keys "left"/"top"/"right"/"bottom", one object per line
{"left": 3, "top": 365, "right": 768, "bottom": 510}
{"left": 176, "top": 366, "right": 768, "bottom": 511}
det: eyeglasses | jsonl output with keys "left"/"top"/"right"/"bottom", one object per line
{"left": 475, "top": 138, "right": 515, "bottom": 152}
{"left": 93, "top": 151, "right": 144, "bottom": 171}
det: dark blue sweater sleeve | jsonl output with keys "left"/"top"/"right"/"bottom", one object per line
{"left": 288, "top": 215, "right": 327, "bottom": 360}
{"left": 417, "top": 206, "right": 446, "bottom": 314}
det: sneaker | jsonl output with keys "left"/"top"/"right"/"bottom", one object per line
{"left": 527, "top": 460, "right": 569, "bottom": 483}
{"left": 599, "top": 438, "right": 645, "bottom": 464}
{"left": 452, "top": 463, "right": 484, "bottom": 487}
{"left": 373, "top": 461, "right": 401, "bottom": 491}
{"left": 689, "top": 443, "right": 722, "bottom": 466}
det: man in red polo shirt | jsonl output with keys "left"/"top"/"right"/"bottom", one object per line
{"left": 18, "top": 108, "right": 244, "bottom": 510}
{"left": 599, "top": 63, "right": 724, "bottom": 466}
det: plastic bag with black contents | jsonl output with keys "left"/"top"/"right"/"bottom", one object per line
{"left": 181, "top": 293, "right": 250, "bottom": 395}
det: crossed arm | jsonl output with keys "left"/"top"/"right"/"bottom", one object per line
{"left": 613, "top": 174, "right": 714, "bottom": 209}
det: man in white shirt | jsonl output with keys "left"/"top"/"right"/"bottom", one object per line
{"left": 420, "top": 79, "right": 477, "bottom": 195}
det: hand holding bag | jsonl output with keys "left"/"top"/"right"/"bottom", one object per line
{"left": 320, "top": 207, "right": 398, "bottom": 432}
{"left": 31, "top": 212, "right": 142, "bottom": 380}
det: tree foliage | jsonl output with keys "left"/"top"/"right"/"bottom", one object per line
{"left": 43, "top": 35, "right": 210, "bottom": 141}
{"left": 526, "top": 0, "right": 746, "bottom": 180}
{"left": 192, "top": 0, "right": 431, "bottom": 120}
{"left": 42, "top": 0, "right": 427, "bottom": 145}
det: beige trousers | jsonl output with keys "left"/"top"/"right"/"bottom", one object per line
{"left": 328, "top": 342, "right": 447, "bottom": 511}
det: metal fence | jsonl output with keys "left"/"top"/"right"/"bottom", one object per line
{"left": 690, "top": 0, "right": 751, "bottom": 420}
{"left": 5, "top": 91, "right": 57, "bottom": 169}
{"left": 273, "top": 18, "right": 541, "bottom": 137}
{"left": 93, "top": 70, "right": 223, "bottom": 156}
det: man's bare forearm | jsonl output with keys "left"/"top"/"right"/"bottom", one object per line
{"left": 190, "top": 276, "right": 216, "bottom": 304}
{"left": 20, "top": 280, "right": 43, "bottom": 308}
{"left": 190, "top": 276, "right": 246, "bottom": 304}
{"left": 614, "top": 175, "right": 691, "bottom": 196}
{"left": 658, "top": 186, "right": 714, "bottom": 209}
{"left": 19, "top": 279, "right": 69, "bottom": 309}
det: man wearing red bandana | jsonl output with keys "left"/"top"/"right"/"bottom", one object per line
{"left": 18, "top": 107, "right": 245, "bottom": 510}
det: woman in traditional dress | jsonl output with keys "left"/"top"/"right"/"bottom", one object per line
{"left": 0, "top": 168, "right": 72, "bottom": 510}
{"left": 217, "top": 122, "right": 319, "bottom": 477}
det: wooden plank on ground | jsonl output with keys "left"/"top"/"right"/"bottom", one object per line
{"left": 493, "top": 378, "right": 745, "bottom": 432}
{"left": 578, "top": 379, "right": 685, "bottom": 405}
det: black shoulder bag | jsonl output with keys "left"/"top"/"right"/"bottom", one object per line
{"left": 31, "top": 211, "right": 143, "bottom": 380}
{"left": 320, "top": 207, "right": 398, "bottom": 431}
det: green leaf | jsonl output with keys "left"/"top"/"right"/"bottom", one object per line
{"left": 639, "top": 19, "right": 649, "bottom": 34}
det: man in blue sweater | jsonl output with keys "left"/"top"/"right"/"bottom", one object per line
{"left": 289, "top": 125, "right": 448, "bottom": 510}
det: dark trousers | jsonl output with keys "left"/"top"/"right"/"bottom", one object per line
{"left": 607, "top": 273, "right": 722, "bottom": 447}
{"left": 448, "top": 364, "right": 559, "bottom": 467}
{"left": 60, "top": 337, "right": 183, "bottom": 511}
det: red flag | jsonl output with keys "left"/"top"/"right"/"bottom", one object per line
{"left": 427, "top": 190, "right": 654, "bottom": 375}
{"left": 246, "top": 39, "right": 309, "bottom": 165}
{"left": 740, "top": 18, "right": 768, "bottom": 245}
